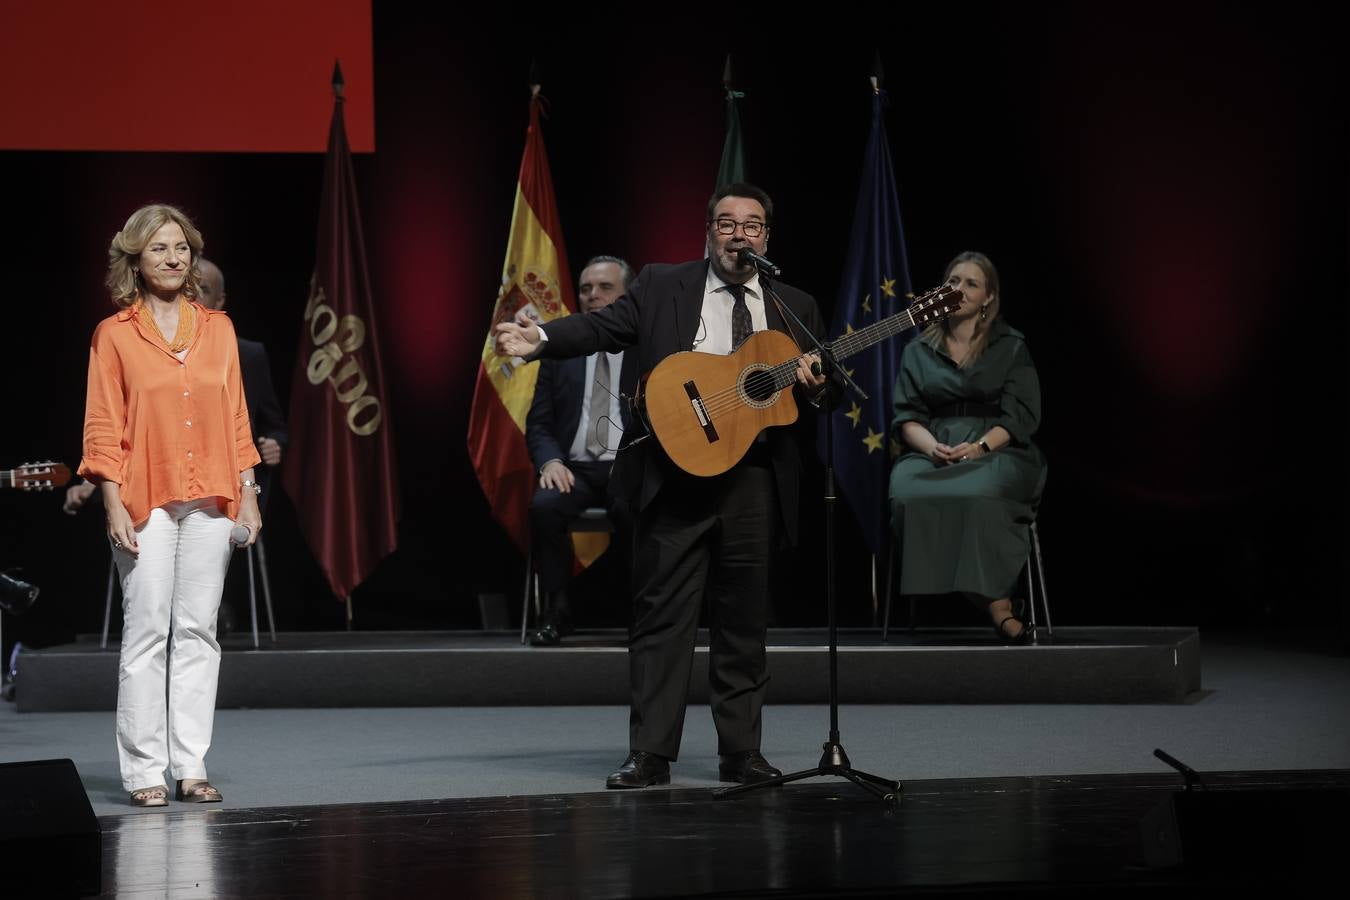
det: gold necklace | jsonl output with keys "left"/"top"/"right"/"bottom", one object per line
{"left": 139, "top": 296, "right": 195, "bottom": 352}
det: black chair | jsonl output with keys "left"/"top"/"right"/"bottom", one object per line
{"left": 519, "top": 507, "right": 613, "bottom": 644}
{"left": 882, "top": 519, "right": 1052, "bottom": 641}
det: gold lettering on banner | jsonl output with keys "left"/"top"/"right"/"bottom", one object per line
{"left": 330, "top": 358, "right": 368, "bottom": 403}
{"left": 346, "top": 395, "right": 381, "bottom": 436}
{"left": 303, "top": 274, "right": 384, "bottom": 436}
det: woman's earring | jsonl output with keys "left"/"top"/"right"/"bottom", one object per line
{"left": 979, "top": 304, "right": 988, "bottom": 322}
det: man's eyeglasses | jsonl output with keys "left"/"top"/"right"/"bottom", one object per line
{"left": 711, "top": 218, "right": 765, "bottom": 238}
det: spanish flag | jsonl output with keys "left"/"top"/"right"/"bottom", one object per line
{"left": 466, "top": 88, "right": 574, "bottom": 553}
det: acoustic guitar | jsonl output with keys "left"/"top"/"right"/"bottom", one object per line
{"left": 640, "top": 284, "right": 964, "bottom": 476}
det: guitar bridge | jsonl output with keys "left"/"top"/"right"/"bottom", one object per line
{"left": 683, "top": 380, "right": 720, "bottom": 444}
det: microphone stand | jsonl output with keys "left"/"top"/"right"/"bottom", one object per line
{"left": 716, "top": 265, "right": 901, "bottom": 807}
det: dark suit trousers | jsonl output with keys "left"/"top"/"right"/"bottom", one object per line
{"left": 628, "top": 460, "right": 777, "bottom": 760}
{"left": 528, "top": 460, "right": 612, "bottom": 597}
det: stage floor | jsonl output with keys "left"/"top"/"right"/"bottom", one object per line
{"left": 4, "top": 629, "right": 1349, "bottom": 895}
{"left": 16, "top": 626, "right": 1201, "bottom": 711}
{"left": 79, "top": 769, "right": 1350, "bottom": 897}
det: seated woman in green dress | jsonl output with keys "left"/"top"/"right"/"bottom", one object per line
{"left": 888, "top": 251, "right": 1047, "bottom": 643}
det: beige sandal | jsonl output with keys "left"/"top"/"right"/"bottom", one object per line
{"left": 176, "top": 779, "right": 223, "bottom": 803}
{"left": 129, "top": 785, "right": 169, "bottom": 807}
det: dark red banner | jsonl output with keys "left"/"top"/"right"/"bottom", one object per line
{"left": 282, "top": 95, "right": 398, "bottom": 600}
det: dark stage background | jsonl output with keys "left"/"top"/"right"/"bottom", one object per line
{"left": 1, "top": 6, "right": 1344, "bottom": 648}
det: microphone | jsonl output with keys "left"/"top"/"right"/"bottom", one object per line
{"left": 736, "top": 246, "right": 781, "bottom": 276}
{"left": 230, "top": 524, "right": 251, "bottom": 547}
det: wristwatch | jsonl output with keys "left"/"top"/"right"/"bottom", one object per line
{"left": 241, "top": 479, "right": 262, "bottom": 495}
{"left": 977, "top": 439, "right": 992, "bottom": 455}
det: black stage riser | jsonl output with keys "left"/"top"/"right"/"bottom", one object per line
{"left": 17, "top": 627, "right": 1199, "bottom": 712}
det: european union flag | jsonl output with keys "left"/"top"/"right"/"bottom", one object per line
{"left": 819, "top": 88, "right": 914, "bottom": 556}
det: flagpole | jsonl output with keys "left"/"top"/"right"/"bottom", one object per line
{"left": 870, "top": 51, "right": 883, "bottom": 635}
{"left": 334, "top": 59, "right": 349, "bottom": 639}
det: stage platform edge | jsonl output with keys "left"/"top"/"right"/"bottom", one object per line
{"left": 16, "top": 626, "right": 1201, "bottom": 712}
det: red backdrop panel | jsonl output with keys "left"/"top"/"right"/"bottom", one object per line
{"left": 0, "top": 0, "right": 373, "bottom": 152}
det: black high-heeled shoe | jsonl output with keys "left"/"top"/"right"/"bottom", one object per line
{"left": 994, "top": 615, "right": 1033, "bottom": 645}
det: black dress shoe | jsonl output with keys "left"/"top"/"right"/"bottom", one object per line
{"left": 606, "top": 751, "right": 670, "bottom": 789}
{"left": 529, "top": 611, "right": 573, "bottom": 647}
{"left": 528, "top": 623, "right": 563, "bottom": 646}
{"left": 719, "top": 750, "right": 783, "bottom": 785}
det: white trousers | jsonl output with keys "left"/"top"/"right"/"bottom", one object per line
{"left": 114, "top": 498, "right": 234, "bottom": 791}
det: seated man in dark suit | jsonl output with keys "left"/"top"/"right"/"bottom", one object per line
{"left": 525, "top": 255, "right": 637, "bottom": 645}
{"left": 195, "top": 258, "right": 289, "bottom": 506}
{"left": 197, "top": 259, "right": 288, "bottom": 633}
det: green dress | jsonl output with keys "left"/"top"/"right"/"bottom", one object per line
{"left": 888, "top": 318, "right": 1046, "bottom": 599}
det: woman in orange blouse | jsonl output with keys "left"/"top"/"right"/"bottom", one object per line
{"left": 79, "top": 204, "right": 262, "bottom": 807}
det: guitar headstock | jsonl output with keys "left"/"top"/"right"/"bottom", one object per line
{"left": 6, "top": 461, "right": 72, "bottom": 491}
{"left": 908, "top": 283, "right": 965, "bottom": 327}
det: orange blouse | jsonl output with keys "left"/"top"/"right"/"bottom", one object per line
{"left": 78, "top": 302, "right": 262, "bottom": 527}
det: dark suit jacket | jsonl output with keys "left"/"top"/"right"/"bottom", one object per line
{"left": 237, "top": 338, "right": 288, "bottom": 448}
{"left": 537, "top": 259, "right": 826, "bottom": 543}
{"left": 525, "top": 350, "right": 638, "bottom": 472}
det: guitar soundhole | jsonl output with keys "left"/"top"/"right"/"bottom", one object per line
{"left": 739, "top": 364, "right": 777, "bottom": 407}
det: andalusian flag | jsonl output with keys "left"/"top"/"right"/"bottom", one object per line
{"left": 819, "top": 86, "right": 914, "bottom": 556}
{"left": 467, "top": 88, "right": 575, "bottom": 553}
{"left": 716, "top": 55, "right": 746, "bottom": 187}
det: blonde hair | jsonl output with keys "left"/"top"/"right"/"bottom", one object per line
{"left": 922, "top": 251, "right": 1001, "bottom": 367}
{"left": 106, "top": 204, "right": 204, "bottom": 308}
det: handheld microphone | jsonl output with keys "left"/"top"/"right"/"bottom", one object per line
{"left": 736, "top": 246, "right": 781, "bottom": 276}
{"left": 230, "top": 524, "right": 251, "bottom": 547}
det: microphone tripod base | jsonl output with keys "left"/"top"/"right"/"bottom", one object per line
{"left": 715, "top": 740, "right": 902, "bottom": 807}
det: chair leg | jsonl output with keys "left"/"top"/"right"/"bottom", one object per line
{"left": 870, "top": 554, "right": 879, "bottom": 629}
{"left": 881, "top": 544, "right": 894, "bottom": 643}
{"left": 246, "top": 546, "right": 260, "bottom": 650}
{"left": 102, "top": 556, "right": 116, "bottom": 650}
{"left": 1030, "top": 521, "right": 1053, "bottom": 635}
{"left": 520, "top": 549, "right": 533, "bottom": 645}
{"left": 253, "top": 536, "right": 277, "bottom": 642}
{"left": 1025, "top": 552, "right": 1039, "bottom": 630}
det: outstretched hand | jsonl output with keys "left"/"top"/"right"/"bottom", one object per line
{"left": 495, "top": 311, "right": 543, "bottom": 359}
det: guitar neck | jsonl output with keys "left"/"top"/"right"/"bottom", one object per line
{"left": 826, "top": 306, "right": 918, "bottom": 363}
{"left": 756, "top": 286, "right": 956, "bottom": 390}
{"left": 758, "top": 307, "right": 922, "bottom": 393}
{"left": 2, "top": 462, "right": 72, "bottom": 490}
